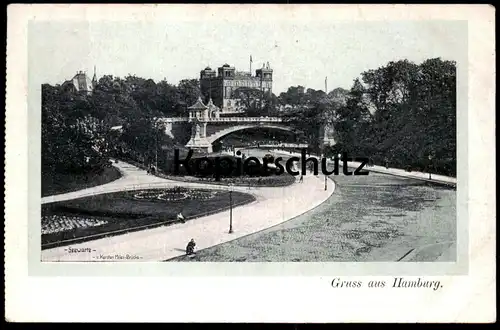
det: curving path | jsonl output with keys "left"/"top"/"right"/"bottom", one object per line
{"left": 41, "top": 159, "right": 335, "bottom": 261}
{"left": 44, "top": 161, "right": 246, "bottom": 204}
{"left": 268, "top": 149, "right": 456, "bottom": 186}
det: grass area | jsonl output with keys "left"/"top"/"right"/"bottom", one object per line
{"left": 42, "top": 166, "right": 122, "bottom": 197}
{"left": 41, "top": 187, "right": 256, "bottom": 249}
{"left": 160, "top": 174, "right": 296, "bottom": 187}
{"left": 121, "top": 156, "right": 296, "bottom": 187}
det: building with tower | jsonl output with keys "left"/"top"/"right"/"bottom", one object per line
{"left": 200, "top": 61, "right": 273, "bottom": 115}
{"left": 62, "top": 66, "right": 97, "bottom": 95}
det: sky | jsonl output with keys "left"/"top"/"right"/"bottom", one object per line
{"left": 30, "top": 20, "right": 465, "bottom": 94}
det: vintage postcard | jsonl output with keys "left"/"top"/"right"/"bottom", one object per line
{"left": 5, "top": 4, "right": 495, "bottom": 323}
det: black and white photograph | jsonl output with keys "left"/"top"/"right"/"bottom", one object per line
{"left": 35, "top": 16, "right": 463, "bottom": 263}
{"left": 4, "top": 3, "right": 496, "bottom": 323}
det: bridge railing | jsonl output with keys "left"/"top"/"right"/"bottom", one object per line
{"left": 208, "top": 117, "right": 283, "bottom": 123}
{"left": 156, "top": 117, "right": 189, "bottom": 123}
{"left": 156, "top": 117, "right": 283, "bottom": 123}
{"left": 156, "top": 116, "right": 284, "bottom": 123}
{"left": 259, "top": 143, "right": 310, "bottom": 148}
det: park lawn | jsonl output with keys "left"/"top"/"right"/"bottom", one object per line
{"left": 122, "top": 153, "right": 296, "bottom": 187}
{"left": 42, "top": 166, "right": 122, "bottom": 197}
{"left": 41, "top": 188, "right": 256, "bottom": 249}
{"left": 161, "top": 174, "right": 296, "bottom": 187}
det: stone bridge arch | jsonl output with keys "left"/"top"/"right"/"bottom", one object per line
{"left": 158, "top": 97, "right": 332, "bottom": 153}
{"left": 206, "top": 123, "right": 299, "bottom": 145}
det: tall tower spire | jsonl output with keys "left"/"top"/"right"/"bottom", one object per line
{"left": 92, "top": 65, "right": 97, "bottom": 84}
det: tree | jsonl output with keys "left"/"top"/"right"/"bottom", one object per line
{"left": 278, "top": 86, "right": 306, "bottom": 106}
{"left": 156, "top": 80, "right": 182, "bottom": 116}
{"left": 42, "top": 84, "right": 110, "bottom": 174}
{"left": 232, "top": 87, "right": 263, "bottom": 114}
{"left": 178, "top": 79, "right": 201, "bottom": 111}
{"left": 331, "top": 58, "right": 456, "bottom": 175}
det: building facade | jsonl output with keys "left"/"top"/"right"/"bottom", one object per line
{"left": 62, "top": 67, "right": 97, "bottom": 95}
{"left": 200, "top": 62, "right": 273, "bottom": 114}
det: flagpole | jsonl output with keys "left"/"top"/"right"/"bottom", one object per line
{"left": 250, "top": 55, "right": 252, "bottom": 74}
{"left": 325, "top": 76, "right": 328, "bottom": 93}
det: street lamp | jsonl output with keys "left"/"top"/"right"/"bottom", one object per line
{"left": 321, "top": 150, "right": 327, "bottom": 191}
{"left": 428, "top": 154, "right": 433, "bottom": 180}
{"left": 155, "top": 131, "right": 158, "bottom": 173}
{"left": 228, "top": 183, "right": 233, "bottom": 234}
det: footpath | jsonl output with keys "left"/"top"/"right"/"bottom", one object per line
{"left": 41, "top": 159, "right": 335, "bottom": 261}
{"left": 42, "top": 161, "right": 268, "bottom": 205}
{"left": 270, "top": 149, "right": 456, "bottom": 186}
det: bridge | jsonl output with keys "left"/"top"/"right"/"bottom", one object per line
{"left": 156, "top": 97, "right": 335, "bottom": 153}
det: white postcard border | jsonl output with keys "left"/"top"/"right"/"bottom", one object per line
{"left": 6, "top": 4, "right": 495, "bottom": 322}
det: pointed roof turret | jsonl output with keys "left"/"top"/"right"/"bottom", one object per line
{"left": 188, "top": 96, "right": 208, "bottom": 110}
{"left": 207, "top": 98, "right": 220, "bottom": 111}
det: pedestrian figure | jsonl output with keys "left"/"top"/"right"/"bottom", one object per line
{"left": 384, "top": 157, "right": 389, "bottom": 169}
{"left": 299, "top": 175, "right": 304, "bottom": 183}
{"left": 186, "top": 239, "right": 196, "bottom": 255}
{"left": 177, "top": 212, "right": 186, "bottom": 223}
{"left": 308, "top": 163, "right": 314, "bottom": 173}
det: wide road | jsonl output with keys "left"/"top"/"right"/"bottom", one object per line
{"left": 171, "top": 148, "right": 456, "bottom": 262}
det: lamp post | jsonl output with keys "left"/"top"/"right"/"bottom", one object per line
{"left": 322, "top": 150, "right": 327, "bottom": 191}
{"left": 228, "top": 183, "right": 233, "bottom": 234}
{"left": 155, "top": 131, "right": 158, "bottom": 173}
{"left": 428, "top": 154, "right": 433, "bottom": 180}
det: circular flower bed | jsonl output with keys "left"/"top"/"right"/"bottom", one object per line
{"left": 131, "top": 188, "right": 219, "bottom": 202}
{"left": 134, "top": 190, "right": 189, "bottom": 202}
{"left": 185, "top": 190, "right": 218, "bottom": 201}
{"left": 42, "top": 215, "right": 108, "bottom": 235}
